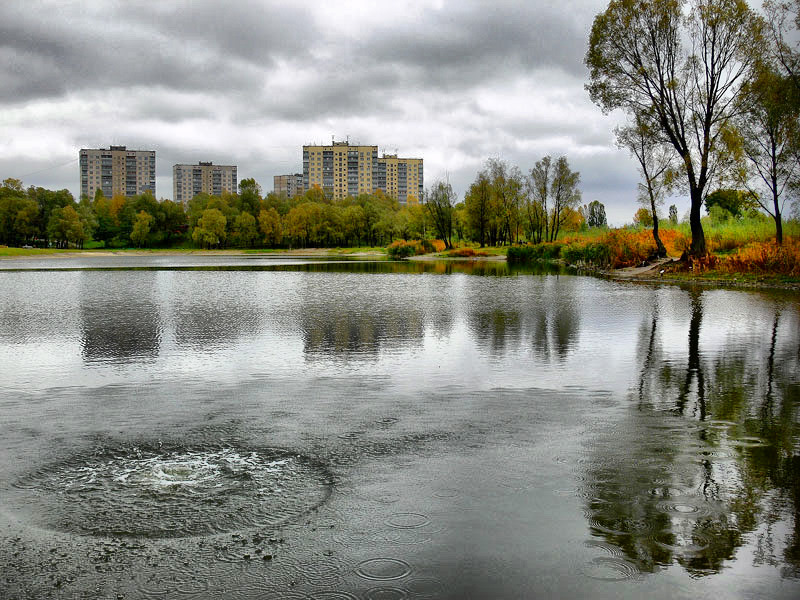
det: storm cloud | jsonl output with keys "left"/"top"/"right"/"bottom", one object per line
{"left": 0, "top": 0, "right": 659, "bottom": 225}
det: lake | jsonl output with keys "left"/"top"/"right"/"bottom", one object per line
{"left": 0, "top": 255, "right": 798, "bottom": 599}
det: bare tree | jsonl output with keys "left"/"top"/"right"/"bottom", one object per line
{"left": 764, "top": 0, "right": 800, "bottom": 89}
{"left": 528, "top": 156, "right": 552, "bottom": 243}
{"left": 424, "top": 181, "right": 455, "bottom": 249}
{"left": 528, "top": 155, "right": 582, "bottom": 243}
{"left": 616, "top": 113, "right": 677, "bottom": 257}
{"left": 586, "top": 0, "right": 763, "bottom": 257}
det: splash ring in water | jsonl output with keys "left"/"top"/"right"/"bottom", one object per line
{"left": 10, "top": 443, "right": 332, "bottom": 539}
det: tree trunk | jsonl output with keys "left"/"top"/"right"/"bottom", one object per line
{"left": 772, "top": 187, "right": 783, "bottom": 246}
{"left": 649, "top": 190, "right": 666, "bottom": 258}
{"left": 688, "top": 186, "right": 707, "bottom": 257}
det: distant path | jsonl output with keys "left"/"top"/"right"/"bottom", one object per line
{"left": 605, "top": 257, "right": 675, "bottom": 280}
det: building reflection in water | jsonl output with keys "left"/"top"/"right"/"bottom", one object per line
{"left": 79, "top": 272, "right": 162, "bottom": 364}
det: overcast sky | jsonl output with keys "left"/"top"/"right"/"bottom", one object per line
{"left": 0, "top": 0, "right": 678, "bottom": 225}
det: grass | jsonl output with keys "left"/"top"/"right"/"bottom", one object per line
{"left": 0, "top": 246, "right": 80, "bottom": 257}
{"left": 506, "top": 216, "right": 800, "bottom": 283}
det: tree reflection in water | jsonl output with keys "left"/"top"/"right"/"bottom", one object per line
{"left": 583, "top": 287, "right": 800, "bottom": 578}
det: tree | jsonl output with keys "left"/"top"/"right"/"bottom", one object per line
{"left": 258, "top": 207, "right": 283, "bottom": 247}
{"left": 238, "top": 178, "right": 262, "bottom": 217}
{"left": 464, "top": 171, "right": 492, "bottom": 247}
{"left": 0, "top": 179, "right": 34, "bottom": 245}
{"left": 529, "top": 155, "right": 581, "bottom": 242}
{"left": 160, "top": 200, "right": 188, "bottom": 242}
{"left": 528, "top": 156, "right": 553, "bottom": 242}
{"left": 735, "top": 64, "right": 799, "bottom": 244}
{"left": 586, "top": 200, "right": 608, "bottom": 228}
{"left": 130, "top": 210, "right": 154, "bottom": 248}
{"left": 341, "top": 204, "right": 365, "bottom": 246}
{"left": 425, "top": 181, "right": 455, "bottom": 249}
{"left": 486, "top": 159, "right": 525, "bottom": 244}
{"left": 47, "top": 205, "right": 85, "bottom": 248}
{"left": 704, "top": 188, "right": 759, "bottom": 218}
{"left": 586, "top": 0, "right": 763, "bottom": 257}
{"left": 28, "top": 186, "right": 74, "bottom": 245}
{"left": 192, "top": 208, "right": 226, "bottom": 248}
{"left": 765, "top": 0, "right": 800, "bottom": 90}
{"left": 616, "top": 114, "right": 676, "bottom": 257}
{"left": 232, "top": 212, "right": 259, "bottom": 247}
{"left": 633, "top": 207, "right": 654, "bottom": 227}
{"left": 669, "top": 204, "right": 679, "bottom": 224}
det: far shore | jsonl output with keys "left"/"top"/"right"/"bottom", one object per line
{"left": 1, "top": 246, "right": 796, "bottom": 290}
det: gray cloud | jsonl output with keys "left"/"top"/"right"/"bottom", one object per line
{"left": 0, "top": 1, "right": 315, "bottom": 103}
{"left": 357, "top": 2, "right": 591, "bottom": 87}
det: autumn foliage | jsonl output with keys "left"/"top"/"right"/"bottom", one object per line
{"left": 717, "top": 240, "right": 800, "bottom": 276}
{"left": 387, "top": 239, "right": 446, "bottom": 259}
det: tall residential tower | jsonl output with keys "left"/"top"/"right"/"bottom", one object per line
{"left": 273, "top": 173, "right": 304, "bottom": 198}
{"left": 173, "top": 162, "right": 237, "bottom": 206}
{"left": 79, "top": 146, "right": 155, "bottom": 199}
{"left": 302, "top": 141, "right": 423, "bottom": 204}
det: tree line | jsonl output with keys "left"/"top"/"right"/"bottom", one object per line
{"left": 1, "top": 154, "right": 605, "bottom": 250}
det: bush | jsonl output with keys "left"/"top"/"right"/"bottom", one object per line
{"left": 447, "top": 247, "right": 488, "bottom": 258}
{"left": 387, "top": 240, "right": 420, "bottom": 259}
{"left": 387, "top": 239, "right": 447, "bottom": 259}
{"left": 718, "top": 239, "right": 800, "bottom": 275}
{"left": 507, "top": 242, "right": 565, "bottom": 263}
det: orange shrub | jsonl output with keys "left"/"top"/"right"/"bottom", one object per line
{"left": 659, "top": 229, "right": 688, "bottom": 256}
{"left": 447, "top": 247, "right": 489, "bottom": 258}
{"left": 431, "top": 239, "right": 447, "bottom": 253}
{"left": 718, "top": 239, "right": 800, "bottom": 276}
{"left": 603, "top": 230, "right": 658, "bottom": 268}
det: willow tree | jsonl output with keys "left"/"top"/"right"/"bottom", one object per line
{"left": 586, "top": 0, "right": 762, "bottom": 257}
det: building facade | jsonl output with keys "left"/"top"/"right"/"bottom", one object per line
{"left": 274, "top": 173, "right": 304, "bottom": 198}
{"left": 173, "top": 162, "right": 237, "bottom": 206}
{"left": 302, "top": 141, "right": 423, "bottom": 204}
{"left": 79, "top": 146, "right": 156, "bottom": 199}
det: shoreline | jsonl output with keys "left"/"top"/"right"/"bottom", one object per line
{"left": 1, "top": 247, "right": 797, "bottom": 290}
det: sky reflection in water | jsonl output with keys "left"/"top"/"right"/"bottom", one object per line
{"left": 0, "top": 257, "right": 797, "bottom": 599}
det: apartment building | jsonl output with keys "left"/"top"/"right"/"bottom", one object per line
{"left": 173, "top": 162, "right": 237, "bottom": 206}
{"left": 274, "top": 173, "right": 304, "bottom": 198}
{"left": 379, "top": 154, "right": 424, "bottom": 206}
{"left": 302, "top": 141, "right": 423, "bottom": 204}
{"left": 79, "top": 146, "right": 155, "bottom": 199}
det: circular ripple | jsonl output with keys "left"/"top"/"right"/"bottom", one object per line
{"left": 404, "top": 576, "right": 446, "bottom": 597}
{"left": 364, "top": 587, "right": 409, "bottom": 600}
{"left": 584, "top": 539, "right": 624, "bottom": 558}
{"left": 355, "top": 558, "right": 413, "bottom": 581}
{"left": 432, "top": 488, "right": 459, "bottom": 499}
{"left": 385, "top": 513, "right": 431, "bottom": 529}
{"left": 657, "top": 500, "right": 706, "bottom": 516}
{"left": 10, "top": 443, "right": 332, "bottom": 538}
{"left": 384, "top": 525, "right": 444, "bottom": 546}
{"left": 582, "top": 557, "right": 641, "bottom": 582}
{"left": 299, "top": 557, "right": 347, "bottom": 587}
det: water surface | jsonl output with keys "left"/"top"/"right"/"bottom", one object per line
{"left": 0, "top": 255, "right": 797, "bottom": 599}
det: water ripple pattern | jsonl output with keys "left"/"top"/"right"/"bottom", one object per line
{"left": 355, "top": 558, "right": 413, "bottom": 581}
{"left": 10, "top": 443, "right": 332, "bottom": 538}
